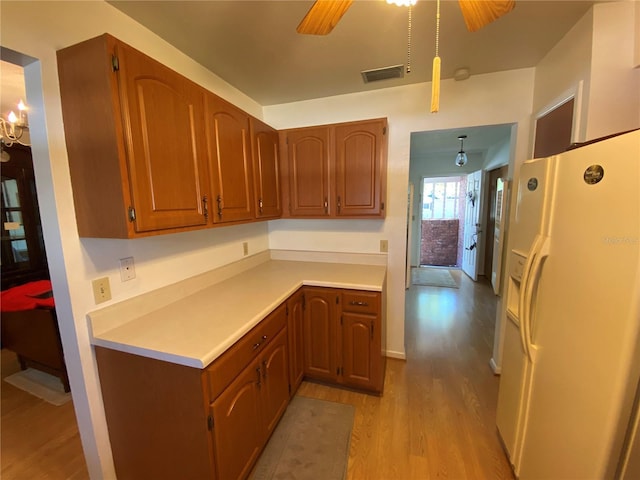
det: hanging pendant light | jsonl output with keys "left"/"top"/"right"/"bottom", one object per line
{"left": 455, "top": 135, "right": 468, "bottom": 167}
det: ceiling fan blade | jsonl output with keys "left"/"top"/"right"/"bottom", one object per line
{"left": 458, "top": 0, "right": 515, "bottom": 32}
{"left": 297, "top": 0, "right": 354, "bottom": 35}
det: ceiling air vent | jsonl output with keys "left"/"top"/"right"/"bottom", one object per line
{"left": 361, "top": 65, "right": 404, "bottom": 84}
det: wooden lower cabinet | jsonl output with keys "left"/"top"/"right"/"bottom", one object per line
{"left": 94, "top": 287, "right": 384, "bottom": 480}
{"left": 302, "top": 287, "right": 385, "bottom": 393}
{"left": 286, "top": 288, "right": 305, "bottom": 395}
{"left": 211, "top": 362, "right": 262, "bottom": 480}
{"left": 211, "top": 327, "right": 289, "bottom": 480}
{"left": 303, "top": 288, "right": 339, "bottom": 383}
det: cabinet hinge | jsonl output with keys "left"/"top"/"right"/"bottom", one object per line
{"left": 111, "top": 55, "right": 120, "bottom": 72}
{"left": 288, "top": 384, "right": 291, "bottom": 395}
{"left": 207, "top": 415, "right": 214, "bottom": 430}
{"left": 381, "top": 202, "right": 385, "bottom": 211}
{"left": 336, "top": 367, "right": 340, "bottom": 375}
{"left": 383, "top": 126, "right": 387, "bottom": 135}
{"left": 302, "top": 294, "right": 306, "bottom": 310}
{"left": 340, "top": 315, "right": 343, "bottom": 326}
{"left": 128, "top": 206, "right": 136, "bottom": 222}
{"left": 286, "top": 137, "right": 289, "bottom": 145}
{"left": 336, "top": 296, "right": 339, "bottom": 304}
{"left": 286, "top": 304, "right": 289, "bottom": 316}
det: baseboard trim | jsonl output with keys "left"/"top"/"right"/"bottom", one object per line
{"left": 489, "top": 357, "right": 501, "bottom": 375}
{"left": 385, "top": 350, "right": 407, "bottom": 360}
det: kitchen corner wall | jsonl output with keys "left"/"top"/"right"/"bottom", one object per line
{"left": 264, "top": 70, "right": 535, "bottom": 362}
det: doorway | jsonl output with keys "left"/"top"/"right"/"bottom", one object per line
{"left": 419, "top": 175, "right": 466, "bottom": 268}
{"left": 0, "top": 56, "right": 88, "bottom": 477}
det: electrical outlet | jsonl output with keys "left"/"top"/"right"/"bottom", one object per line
{"left": 119, "top": 256, "right": 136, "bottom": 281}
{"left": 243, "top": 242, "right": 249, "bottom": 256}
{"left": 380, "top": 240, "right": 388, "bottom": 253}
{"left": 92, "top": 277, "right": 111, "bottom": 304}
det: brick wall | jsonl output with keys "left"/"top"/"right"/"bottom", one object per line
{"left": 420, "top": 219, "right": 459, "bottom": 266}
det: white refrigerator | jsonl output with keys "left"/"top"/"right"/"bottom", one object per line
{"left": 496, "top": 129, "right": 640, "bottom": 479}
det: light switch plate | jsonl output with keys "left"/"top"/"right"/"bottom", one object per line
{"left": 92, "top": 277, "right": 111, "bottom": 304}
{"left": 380, "top": 240, "right": 388, "bottom": 253}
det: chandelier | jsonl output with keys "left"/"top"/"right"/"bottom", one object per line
{"left": 0, "top": 99, "right": 31, "bottom": 148}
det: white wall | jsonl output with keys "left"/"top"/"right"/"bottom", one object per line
{"left": 586, "top": 1, "right": 640, "bottom": 139}
{"left": 264, "top": 69, "right": 536, "bottom": 360}
{"left": 1, "top": 2, "right": 269, "bottom": 477}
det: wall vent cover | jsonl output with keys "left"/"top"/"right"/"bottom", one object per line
{"left": 361, "top": 65, "right": 404, "bottom": 83}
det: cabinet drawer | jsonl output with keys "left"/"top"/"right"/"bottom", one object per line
{"left": 207, "top": 303, "right": 286, "bottom": 402}
{"left": 341, "top": 291, "right": 380, "bottom": 315}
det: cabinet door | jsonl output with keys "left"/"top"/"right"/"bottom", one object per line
{"left": 259, "top": 328, "right": 290, "bottom": 441}
{"left": 341, "top": 312, "right": 381, "bottom": 391}
{"left": 303, "top": 287, "right": 338, "bottom": 382}
{"left": 334, "top": 119, "right": 386, "bottom": 217}
{"left": 205, "top": 94, "right": 254, "bottom": 223}
{"left": 287, "top": 289, "right": 305, "bottom": 394}
{"left": 250, "top": 118, "right": 281, "bottom": 219}
{"left": 116, "top": 41, "right": 209, "bottom": 232}
{"left": 286, "top": 127, "right": 331, "bottom": 217}
{"left": 211, "top": 361, "right": 262, "bottom": 480}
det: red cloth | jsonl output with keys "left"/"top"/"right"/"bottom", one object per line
{"left": 1, "top": 280, "right": 55, "bottom": 312}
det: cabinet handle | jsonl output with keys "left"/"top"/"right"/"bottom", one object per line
{"left": 262, "top": 335, "right": 268, "bottom": 341}
{"left": 202, "top": 195, "right": 209, "bottom": 220}
{"left": 256, "top": 367, "right": 261, "bottom": 388}
{"left": 252, "top": 342, "right": 261, "bottom": 350}
{"left": 324, "top": 198, "right": 328, "bottom": 213}
{"left": 259, "top": 198, "right": 263, "bottom": 215}
{"left": 262, "top": 360, "right": 267, "bottom": 379}
{"left": 349, "top": 301, "right": 369, "bottom": 307}
{"left": 370, "top": 322, "right": 374, "bottom": 340}
{"left": 337, "top": 196, "right": 341, "bottom": 214}
{"left": 216, "top": 195, "right": 223, "bottom": 218}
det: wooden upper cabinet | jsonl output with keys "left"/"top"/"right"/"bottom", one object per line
{"left": 205, "top": 95, "right": 254, "bottom": 224}
{"left": 285, "top": 126, "right": 331, "bottom": 217}
{"left": 57, "top": 34, "right": 210, "bottom": 238}
{"left": 250, "top": 118, "right": 281, "bottom": 219}
{"left": 281, "top": 118, "right": 387, "bottom": 219}
{"left": 335, "top": 119, "right": 387, "bottom": 217}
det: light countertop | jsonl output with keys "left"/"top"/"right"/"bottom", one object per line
{"left": 88, "top": 259, "right": 386, "bottom": 368}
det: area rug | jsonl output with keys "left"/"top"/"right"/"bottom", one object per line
{"left": 250, "top": 395, "right": 354, "bottom": 480}
{"left": 412, "top": 267, "right": 459, "bottom": 288}
{"left": 4, "top": 368, "right": 71, "bottom": 406}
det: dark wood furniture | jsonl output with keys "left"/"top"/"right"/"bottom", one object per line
{"left": 1, "top": 308, "right": 70, "bottom": 392}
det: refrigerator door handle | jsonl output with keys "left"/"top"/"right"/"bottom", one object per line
{"left": 519, "top": 234, "right": 543, "bottom": 359}
{"left": 522, "top": 236, "right": 550, "bottom": 363}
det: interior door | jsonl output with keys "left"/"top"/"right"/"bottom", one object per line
{"left": 462, "top": 170, "right": 483, "bottom": 280}
{"left": 405, "top": 183, "right": 414, "bottom": 289}
{"left": 491, "top": 178, "right": 509, "bottom": 294}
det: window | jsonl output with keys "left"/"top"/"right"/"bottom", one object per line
{"left": 422, "top": 177, "right": 462, "bottom": 220}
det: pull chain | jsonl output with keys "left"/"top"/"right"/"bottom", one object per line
{"left": 406, "top": 5, "right": 412, "bottom": 74}
{"left": 430, "top": 0, "right": 442, "bottom": 113}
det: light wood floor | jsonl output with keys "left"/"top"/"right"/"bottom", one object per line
{"left": 299, "top": 270, "right": 514, "bottom": 479}
{"left": 1, "top": 348, "right": 88, "bottom": 479}
{"left": 1, "top": 271, "right": 512, "bottom": 479}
